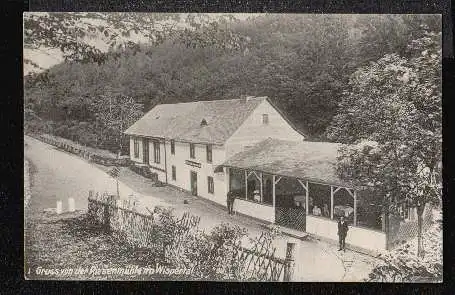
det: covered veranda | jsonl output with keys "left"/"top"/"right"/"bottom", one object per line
{"left": 220, "top": 138, "right": 387, "bottom": 252}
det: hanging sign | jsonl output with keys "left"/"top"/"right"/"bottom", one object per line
{"left": 185, "top": 160, "right": 201, "bottom": 168}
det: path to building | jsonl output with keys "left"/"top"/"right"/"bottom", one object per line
{"left": 25, "top": 135, "right": 379, "bottom": 281}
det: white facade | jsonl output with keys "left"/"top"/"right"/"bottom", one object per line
{"left": 165, "top": 140, "right": 227, "bottom": 206}
{"left": 226, "top": 99, "right": 305, "bottom": 158}
{"left": 233, "top": 199, "right": 275, "bottom": 223}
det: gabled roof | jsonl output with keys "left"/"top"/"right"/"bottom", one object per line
{"left": 220, "top": 138, "right": 353, "bottom": 187}
{"left": 125, "top": 96, "right": 290, "bottom": 145}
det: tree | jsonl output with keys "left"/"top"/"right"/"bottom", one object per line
{"left": 24, "top": 12, "right": 246, "bottom": 73}
{"left": 24, "top": 14, "right": 441, "bottom": 142}
{"left": 91, "top": 90, "right": 144, "bottom": 154}
{"left": 326, "top": 30, "right": 441, "bottom": 257}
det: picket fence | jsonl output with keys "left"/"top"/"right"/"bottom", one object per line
{"left": 233, "top": 232, "right": 293, "bottom": 281}
{"left": 87, "top": 191, "right": 294, "bottom": 281}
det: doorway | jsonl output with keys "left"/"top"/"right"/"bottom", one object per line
{"left": 190, "top": 171, "right": 198, "bottom": 196}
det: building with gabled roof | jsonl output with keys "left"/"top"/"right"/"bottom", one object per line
{"left": 125, "top": 95, "right": 430, "bottom": 254}
{"left": 125, "top": 96, "right": 305, "bottom": 145}
{"left": 124, "top": 95, "right": 305, "bottom": 206}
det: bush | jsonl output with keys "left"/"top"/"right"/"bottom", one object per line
{"left": 180, "top": 223, "right": 248, "bottom": 280}
{"left": 54, "top": 124, "right": 69, "bottom": 138}
{"left": 104, "top": 204, "right": 278, "bottom": 281}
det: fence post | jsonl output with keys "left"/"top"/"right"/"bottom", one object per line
{"left": 283, "top": 242, "right": 296, "bottom": 282}
{"left": 68, "top": 197, "right": 75, "bottom": 212}
{"left": 103, "top": 196, "right": 111, "bottom": 233}
{"left": 103, "top": 195, "right": 116, "bottom": 233}
{"left": 56, "top": 200, "right": 63, "bottom": 214}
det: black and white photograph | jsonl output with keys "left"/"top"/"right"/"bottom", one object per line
{"left": 23, "top": 13, "right": 442, "bottom": 282}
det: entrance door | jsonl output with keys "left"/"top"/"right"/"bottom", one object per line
{"left": 190, "top": 171, "right": 198, "bottom": 196}
{"left": 143, "top": 139, "right": 149, "bottom": 164}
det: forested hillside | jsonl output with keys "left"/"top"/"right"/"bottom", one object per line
{"left": 24, "top": 13, "right": 440, "bottom": 154}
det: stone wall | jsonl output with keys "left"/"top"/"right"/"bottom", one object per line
{"left": 30, "top": 133, "right": 130, "bottom": 167}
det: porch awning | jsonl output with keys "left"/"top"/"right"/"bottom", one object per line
{"left": 218, "top": 138, "right": 355, "bottom": 188}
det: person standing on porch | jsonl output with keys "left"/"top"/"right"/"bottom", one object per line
{"left": 338, "top": 216, "right": 349, "bottom": 251}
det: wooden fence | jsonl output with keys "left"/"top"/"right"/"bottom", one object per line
{"left": 87, "top": 191, "right": 295, "bottom": 281}
{"left": 233, "top": 232, "right": 295, "bottom": 281}
{"left": 87, "top": 191, "right": 200, "bottom": 250}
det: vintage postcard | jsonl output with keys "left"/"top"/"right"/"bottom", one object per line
{"left": 24, "top": 13, "right": 442, "bottom": 282}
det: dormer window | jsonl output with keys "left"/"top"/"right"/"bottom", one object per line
{"left": 201, "top": 119, "right": 207, "bottom": 126}
{"left": 262, "top": 114, "right": 269, "bottom": 124}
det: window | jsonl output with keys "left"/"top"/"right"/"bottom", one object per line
{"left": 133, "top": 138, "right": 139, "bottom": 158}
{"left": 206, "top": 145, "right": 212, "bottom": 163}
{"left": 170, "top": 140, "right": 175, "bottom": 155}
{"left": 190, "top": 143, "right": 195, "bottom": 159}
{"left": 153, "top": 140, "right": 160, "bottom": 163}
{"left": 208, "top": 176, "right": 214, "bottom": 194}
{"left": 307, "top": 183, "right": 331, "bottom": 218}
{"left": 172, "top": 165, "right": 176, "bottom": 181}
{"left": 262, "top": 114, "right": 269, "bottom": 124}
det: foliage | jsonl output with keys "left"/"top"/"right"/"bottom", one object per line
{"left": 327, "top": 29, "right": 441, "bottom": 200}
{"left": 24, "top": 14, "right": 441, "bottom": 145}
{"left": 326, "top": 30, "right": 441, "bottom": 257}
{"left": 90, "top": 92, "right": 144, "bottom": 153}
{"left": 23, "top": 13, "right": 245, "bottom": 71}
{"left": 181, "top": 223, "right": 248, "bottom": 280}
{"left": 106, "top": 203, "right": 282, "bottom": 281}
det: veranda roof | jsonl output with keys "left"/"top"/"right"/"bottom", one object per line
{"left": 220, "top": 138, "right": 354, "bottom": 188}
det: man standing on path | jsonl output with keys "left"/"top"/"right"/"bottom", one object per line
{"left": 230, "top": 191, "right": 236, "bottom": 215}
{"left": 338, "top": 216, "right": 349, "bottom": 251}
{"left": 226, "top": 190, "right": 233, "bottom": 215}
{"left": 226, "top": 190, "right": 237, "bottom": 215}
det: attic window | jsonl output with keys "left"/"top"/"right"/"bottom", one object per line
{"left": 262, "top": 114, "right": 269, "bottom": 124}
{"left": 200, "top": 119, "right": 207, "bottom": 126}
